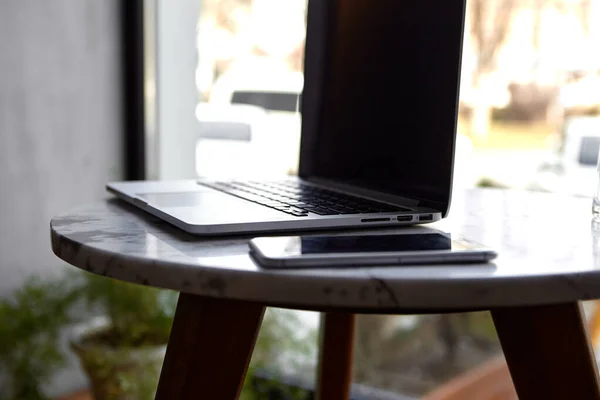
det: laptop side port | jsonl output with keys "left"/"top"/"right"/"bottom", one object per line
{"left": 418, "top": 214, "right": 433, "bottom": 222}
{"left": 361, "top": 217, "right": 391, "bottom": 223}
{"left": 397, "top": 216, "right": 413, "bottom": 222}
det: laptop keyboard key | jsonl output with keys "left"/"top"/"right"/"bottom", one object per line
{"left": 289, "top": 211, "right": 309, "bottom": 217}
{"left": 304, "top": 206, "right": 338, "bottom": 215}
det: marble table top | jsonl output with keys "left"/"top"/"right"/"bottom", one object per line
{"left": 51, "top": 189, "right": 600, "bottom": 312}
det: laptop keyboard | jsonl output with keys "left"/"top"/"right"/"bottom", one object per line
{"left": 200, "top": 180, "right": 411, "bottom": 217}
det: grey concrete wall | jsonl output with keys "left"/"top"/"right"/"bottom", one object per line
{"left": 0, "top": 0, "right": 123, "bottom": 395}
{"left": 0, "top": 0, "right": 123, "bottom": 292}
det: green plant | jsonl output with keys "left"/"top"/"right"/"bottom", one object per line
{"left": 0, "top": 276, "right": 81, "bottom": 400}
{"left": 80, "top": 272, "right": 177, "bottom": 347}
{"left": 0, "top": 272, "right": 317, "bottom": 400}
{"left": 71, "top": 272, "right": 178, "bottom": 400}
{"left": 476, "top": 177, "right": 509, "bottom": 188}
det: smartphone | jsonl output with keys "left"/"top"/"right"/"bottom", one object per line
{"left": 249, "top": 232, "right": 497, "bottom": 269}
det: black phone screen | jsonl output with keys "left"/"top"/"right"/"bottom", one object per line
{"left": 298, "top": 233, "right": 451, "bottom": 254}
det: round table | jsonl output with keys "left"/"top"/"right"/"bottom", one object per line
{"left": 51, "top": 189, "right": 600, "bottom": 400}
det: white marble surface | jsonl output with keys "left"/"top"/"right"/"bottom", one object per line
{"left": 50, "top": 189, "right": 600, "bottom": 312}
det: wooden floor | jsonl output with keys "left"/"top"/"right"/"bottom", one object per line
{"left": 423, "top": 357, "right": 517, "bottom": 400}
{"left": 61, "top": 367, "right": 518, "bottom": 400}
{"left": 57, "top": 389, "right": 92, "bottom": 400}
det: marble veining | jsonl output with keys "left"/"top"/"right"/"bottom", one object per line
{"left": 50, "top": 189, "right": 600, "bottom": 312}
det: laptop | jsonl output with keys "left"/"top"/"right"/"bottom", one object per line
{"left": 108, "top": 0, "right": 467, "bottom": 235}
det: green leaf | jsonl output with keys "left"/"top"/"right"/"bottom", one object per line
{"left": 0, "top": 274, "right": 82, "bottom": 400}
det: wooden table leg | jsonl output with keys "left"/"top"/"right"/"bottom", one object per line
{"left": 316, "top": 312, "right": 356, "bottom": 400}
{"left": 155, "top": 293, "right": 265, "bottom": 400}
{"left": 491, "top": 302, "right": 600, "bottom": 400}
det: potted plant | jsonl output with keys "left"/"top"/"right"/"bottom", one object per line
{"left": 0, "top": 276, "right": 80, "bottom": 400}
{"left": 72, "top": 272, "right": 319, "bottom": 400}
{"left": 0, "top": 272, "right": 317, "bottom": 400}
{"left": 70, "top": 272, "right": 178, "bottom": 400}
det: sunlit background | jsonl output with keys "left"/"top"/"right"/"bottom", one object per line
{"left": 194, "top": 0, "right": 600, "bottom": 198}
{"left": 3, "top": 1, "right": 600, "bottom": 399}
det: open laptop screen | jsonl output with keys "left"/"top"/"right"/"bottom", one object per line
{"left": 299, "top": 0, "right": 467, "bottom": 216}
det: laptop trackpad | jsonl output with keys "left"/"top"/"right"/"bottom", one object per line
{"left": 137, "top": 191, "right": 286, "bottom": 223}
{"left": 139, "top": 191, "right": 226, "bottom": 208}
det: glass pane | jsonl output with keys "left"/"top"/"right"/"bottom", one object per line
{"left": 191, "top": 0, "right": 600, "bottom": 398}
{"left": 195, "top": 0, "right": 307, "bottom": 179}
{"left": 354, "top": 313, "right": 504, "bottom": 398}
{"left": 456, "top": 0, "right": 600, "bottom": 196}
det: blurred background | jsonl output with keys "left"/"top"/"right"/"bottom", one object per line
{"left": 2, "top": 0, "right": 600, "bottom": 399}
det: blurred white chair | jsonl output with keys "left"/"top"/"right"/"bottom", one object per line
{"left": 195, "top": 102, "right": 274, "bottom": 179}
{"left": 206, "top": 60, "right": 303, "bottom": 177}
{"left": 197, "top": 64, "right": 303, "bottom": 178}
{"left": 452, "top": 133, "right": 476, "bottom": 190}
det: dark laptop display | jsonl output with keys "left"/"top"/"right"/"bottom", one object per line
{"left": 300, "top": 0, "right": 467, "bottom": 216}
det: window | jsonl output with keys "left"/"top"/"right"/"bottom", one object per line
{"left": 146, "top": 0, "right": 600, "bottom": 397}
{"left": 194, "top": 0, "right": 307, "bottom": 179}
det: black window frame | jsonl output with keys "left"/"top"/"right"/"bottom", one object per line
{"left": 121, "top": 0, "right": 146, "bottom": 180}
